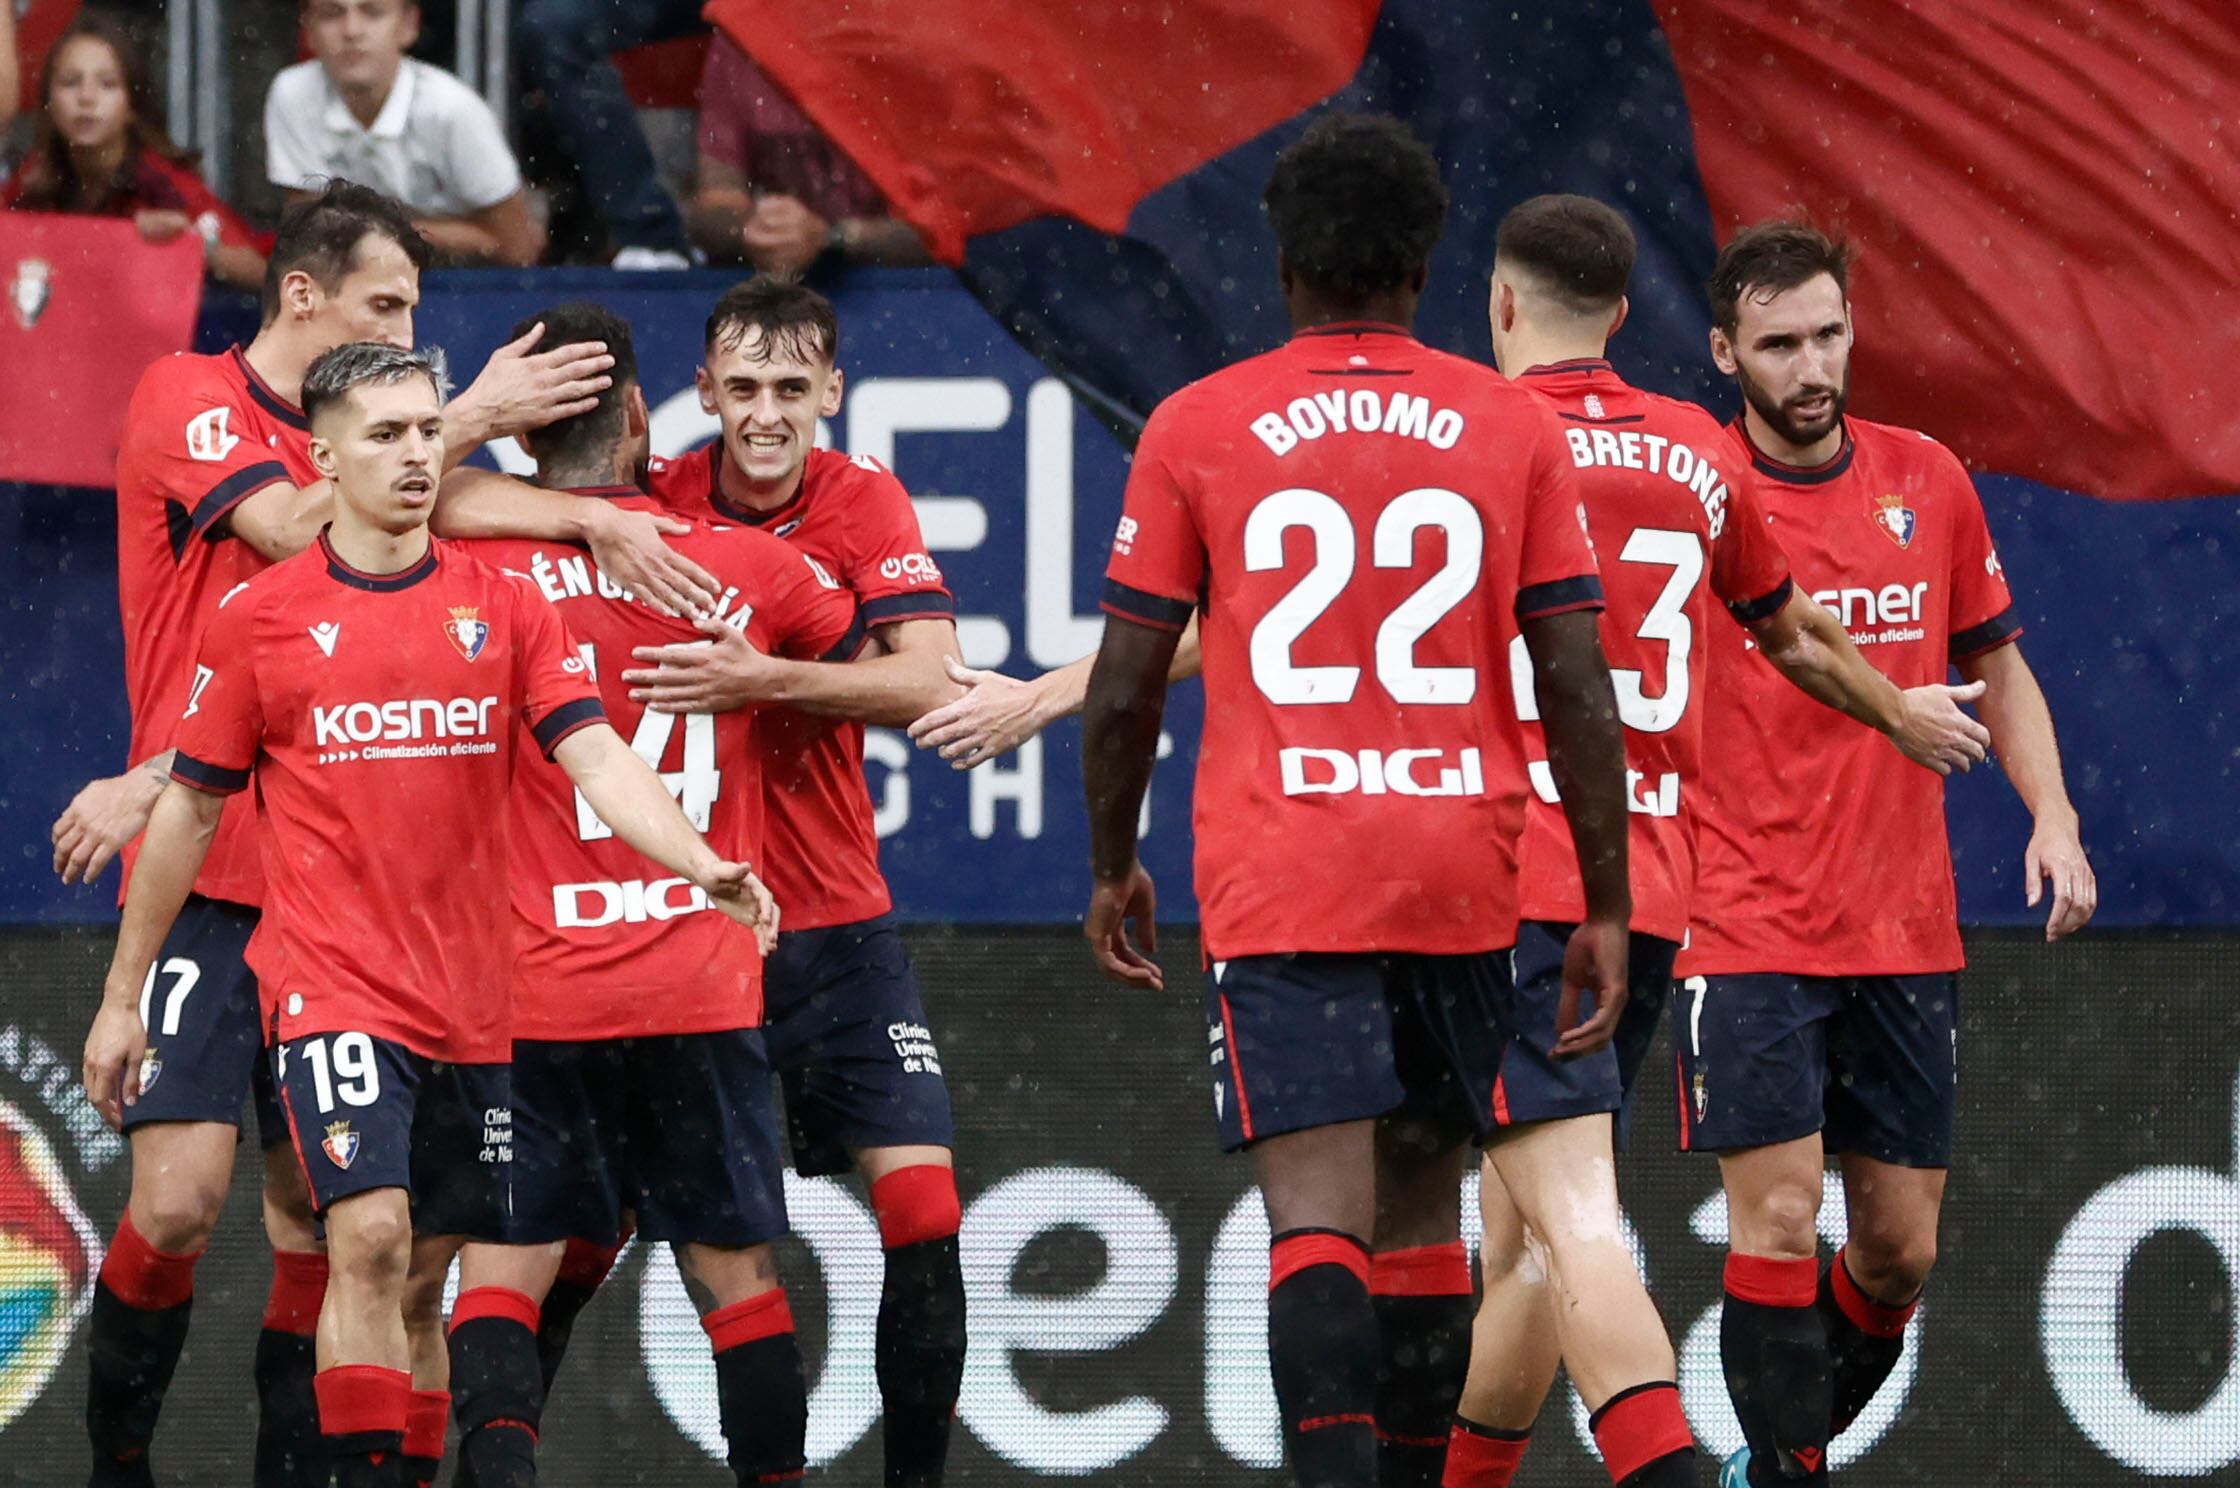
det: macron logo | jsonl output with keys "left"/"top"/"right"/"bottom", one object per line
{"left": 308, "top": 622, "right": 340, "bottom": 657}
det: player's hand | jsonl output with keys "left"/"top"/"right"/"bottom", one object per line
{"left": 82, "top": 1000, "right": 151, "bottom": 1130}
{"left": 1553, "top": 916, "right": 1629, "bottom": 1058}
{"left": 2025, "top": 812, "right": 2096, "bottom": 941}
{"left": 1890, "top": 680, "right": 1992, "bottom": 775}
{"left": 52, "top": 769, "right": 165, "bottom": 885}
{"left": 1085, "top": 863, "right": 1162, "bottom": 990}
{"left": 625, "top": 616, "right": 784, "bottom": 713}
{"left": 134, "top": 209, "right": 193, "bottom": 243}
{"left": 743, "top": 195, "right": 832, "bottom": 276}
{"left": 582, "top": 503, "right": 720, "bottom": 618}
{"left": 451, "top": 321, "right": 617, "bottom": 444}
{"left": 907, "top": 658, "right": 1051, "bottom": 769}
{"left": 699, "top": 859, "right": 782, "bottom": 955}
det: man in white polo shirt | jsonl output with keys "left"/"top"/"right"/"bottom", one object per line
{"left": 266, "top": 0, "right": 544, "bottom": 265}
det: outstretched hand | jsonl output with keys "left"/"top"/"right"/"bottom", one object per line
{"left": 1891, "top": 679, "right": 1992, "bottom": 775}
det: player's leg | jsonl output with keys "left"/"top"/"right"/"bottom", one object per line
{"left": 639, "top": 1029, "right": 806, "bottom": 1487}
{"left": 397, "top": 1056, "right": 516, "bottom": 1488}
{"left": 1445, "top": 1161, "right": 1555, "bottom": 1487}
{"left": 1817, "top": 973, "right": 1956, "bottom": 1436}
{"left": 450, "top": 1242, "right": 565, "bottom": 1488}
{"left": 1366, "top": 1120, "right": 1472, "bottom": 1488}
{"left": 1213, "top": 953, "right": 1405, "bottom": 1488}
{"left": 85, "top": 898, "right": 273, "bottom": 1488}
{"left": 1257, "top": 1120, "right": 1383, "bottom": 1488}
{"left": 855, "top": 1143, "right": 966, "bottom": 1488}
{"left": 400, "top": 1234, "right": 467, "bottom": 1488}
{"left": 84, "top": 1121, "right": 234, "bottom": 1488}
{"left": 1444, "top": 926, "right": 1679, "bottom": 1488}
{"left": 534, "top": 1232, "right": 627, "bottom": 1394}
{"left": 1677, "top": 973, "right": 1840, "bottom": 1487}
{"left": 273, "top": 1031, "right": 423, "bottom": 1488}
{"left": 771, "top": 917, "right": 964, "bottom": 1487}
{"left": 256, "top": 1069, "right": 331, "bottom": 1488}
{"left": 1485, "top": 1117, "right": 1693, "bottom": 1487}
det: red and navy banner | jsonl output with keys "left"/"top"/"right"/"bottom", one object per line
{"left": 707, "top": 0, "right": 2238, "bottom": 503}
{"left": 0, "top": 216, "right": 205, "bottom": 488}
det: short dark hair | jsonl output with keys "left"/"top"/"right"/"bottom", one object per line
{"left": 1708, "top": 218, "right": 1854, "bottom": 333}
{"left": 302, "top": 342, "right": 445, "bottom": 426}
{"left": 703, "top": 277, "right": 839, "bottom": 364}
{"left": 1263, "top": 113, "right": 1449, "bottom": 303}
{"left": 262, "top": 179, "right": 431, "bottom": 325}
{"left": 1495, "top": 195, "right": 1637, "bottom": 314}
{"left": 508, "top": 302, "right": 638, "bottom": 470}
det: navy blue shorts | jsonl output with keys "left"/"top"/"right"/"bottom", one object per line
{"left": 272, "top": 1031, "right": 510, "bottom": 1238}
{"left": 764, "top": 914, "right": 954, "bottom": 1178}
{"left": 1206, "top": 949, "right": 1519, "bottom": 1153}
{"left": 1500, "top": 922, "right": 1680, "bottom": 1150}
{"left": 123, "top": 895, "right": 289, "bottom": 1149}
{"left": 508, "top": 1031, "right": 788, "bottom": 1249}
{"left": 1673, "top": 972, "right": 1958, "bottom": 1167}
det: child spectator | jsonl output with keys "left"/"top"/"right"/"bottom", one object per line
{"left": 687, "top": 33, "right": 930, "bottom": 274}
{"left": 264, "top": 0, "right": 543, "bottom": 264}
{"left": 4, "top": 11, "right": 267, "bottom": 291}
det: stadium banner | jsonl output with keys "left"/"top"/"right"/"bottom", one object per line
{"left": 0, "top": 925, "right": 2235, "bottom": 1483}
{"left": 3, "top": 270, "right": 2237, "bottom": 929}
{"left": 0, "top": 215, "right": 205, "bottom": 488}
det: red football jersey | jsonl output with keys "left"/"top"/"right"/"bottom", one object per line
{"left": 467, "top": 490, "right": 861, "bottom": 1041}
{"left": 649, "top": 444, "right": 952, "bottom": 929}
{"left": 115, "top": 347, "right": 318, "bottom": 908}
{"left": 1509, "top": 360, "right": 1793, "bottom": 942}
{"left": 1682, "top": 418, "right": 2021, "bottom": 977}
{"left": 1103, "top": 323, "right": 1603, "bottom": 959}
{"left": 170, "top": 535, "right": 604, "bottom": 1063}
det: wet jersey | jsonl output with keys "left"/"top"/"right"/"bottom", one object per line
{"left": 467, "top": 491, "right": 861, "bottom": 1041}
{"left": 650, "top": 445, "right": 952, "bottom": 929}
{"left": 115, "top": 347, "right": 318, "bottom": 906}
{"left": 1509, "top": 360, "right": 1793, "bottom": 942}
{"left": 1103, "top": 323, "right": 1603, "bottom": 960}
{"left": 170, "top": 534, "right": 603, "bottom": 1062}
{"left": 1682, "top": 418, "right": 2022, "bottom": 977}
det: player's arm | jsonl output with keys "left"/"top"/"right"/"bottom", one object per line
{"left": 623, "top": 616, "right": 962, "bottom": 726}
{"left": 434, "top": 466, "right": 718, "bottom": 618}
{"left": 413, "top": 190, "right": 545, "bottom": 268}
{"left": 1958, "top": 641, "right": 2095, "bottom": 940}
{"left": 1524, "top": 608, "right": 1630, "bottom": 1056}
{"left": 552, "top": 722, "right": 779, "bottom": 950}
{"left": 83, "top": 783, "right": 224, "bottom": 1126}
{"left": 51, "top": 750, "right": 177, "bottom": 885}
{"left": 908, "top": 615, "right": 1204, "bottom": 769}
{"left": 1747, "top": 589, "right": 1991, "bottom": 775}
{"left": 1080, "top": 615, "right": 1180, "bottom": 991}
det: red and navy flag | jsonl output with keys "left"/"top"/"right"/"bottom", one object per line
{"left": 708, "top": 0, "right": 2238, "bottom": 503}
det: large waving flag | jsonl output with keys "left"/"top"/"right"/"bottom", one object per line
{"left": 705, "top": 0, "right": 2240, "bottom": 925}
{"left": 708, "top": 0, "right": 2238, "bottom": 502}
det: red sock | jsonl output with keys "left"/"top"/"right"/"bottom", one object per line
{"left": 557, "top": 1236, "right": 626, "bottom": 1290}
{"left": 1589, "top": 1381, "right": 1694, "bottom": 1484}
{"left": 870, "top": 1164, "right": 962, "bottom": 1248}
{"left": 262, "top": 1250, "right": 328, "bottom": 1335}
{"left": 1828, "top": 1246, "right": 1919, "bottom": 1337}
{"left": 404, "top": 1388, "right": 449, "bottom": 1485}
{"left": 1443, "top": 1418, "right": 1530, "bottom": 1486}
{"left": 315, "top": 1362, "right": 410, "bottom": 1477}
{"left": 99, "top": 1210, "right": 202, "bottom": 1311}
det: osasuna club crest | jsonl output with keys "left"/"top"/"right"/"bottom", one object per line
{"left": 10, "top": 258, "right": 52, "bottom": 330}
{"left": 1873, "top": 491, "right": 1917, "bottom": 548}
{"left": 322, "top": 1120, "right": 360, "bottom": 1170}
{"left": 444, "top": 605, "right": 489, "bottom": 662}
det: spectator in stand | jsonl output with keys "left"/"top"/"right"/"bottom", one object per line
{"left": 265, "top": 0, "right": 544, "bottom": 264}
{"left": 514, "top": 0, "right": 702, "bottom": 269}
{"left": 688, "top": 33, "right": 930, "bottom": 274}
{"left": 4, "top": 12, "right": 268, "bottom": 291}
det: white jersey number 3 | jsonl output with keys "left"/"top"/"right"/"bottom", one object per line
{"left": 1245, "top": 486, "right": 1483, "bottom": 706}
